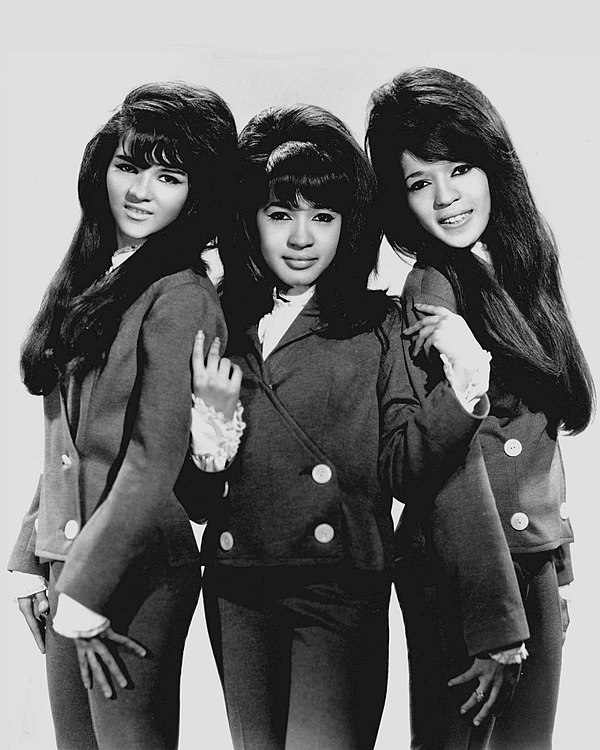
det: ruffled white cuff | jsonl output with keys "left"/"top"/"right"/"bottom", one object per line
{"left": 52, "top": 593, "right": 110, "bottom": 639}
{"left": 489, "top": 643, "right": 529, "bottom": 665}
{"left": 442, "top": 350, "right": 492, "bottom": 414}
{"left": 190, "top": 396, "right": 245, "bottom": 472}
{"left": 10, "top": 572, "right": 47, "bottom": 601}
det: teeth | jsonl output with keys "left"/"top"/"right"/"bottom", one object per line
{"left": 127, "top": 206, "right": 150, "bottom": 215}
{"left": 441, "top": 212, "right": 468, "bottom": 225}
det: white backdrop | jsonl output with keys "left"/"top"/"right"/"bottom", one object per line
{"left": 2, "top": 5, "right": 599, "bottom": 748}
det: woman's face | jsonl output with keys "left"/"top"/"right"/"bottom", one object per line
{"left": 106, "top": 141, "right": 190, "bottom": 249}
{"left": 401, "top": 151, "right": 491, "bottom": 249}
{"left": 256, "top": 195, "right": 341, "bottom": 295}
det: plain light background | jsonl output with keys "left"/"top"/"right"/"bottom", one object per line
{"left": 2, "top": 5, "right": 598, "bottom": 748}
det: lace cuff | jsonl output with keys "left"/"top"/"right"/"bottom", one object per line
{"left": 442, "top": 350, "right": 492, "bottom": 414}
{"left": 489, "top": 643, "right": 529, "bottom": 665}
{"left": 190, "top": 396, "right": 246, "bottom": 472}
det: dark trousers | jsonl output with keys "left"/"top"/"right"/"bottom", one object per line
{"left": 45, "top": 555, "right": 202, "bottom": 750}
{"left": 203, "top": 566, "right": 391, "bottom": 750}
{"left": 395, "top": 551, "right": 563, "bottom": 750}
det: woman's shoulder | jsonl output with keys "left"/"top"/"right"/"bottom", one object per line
{"left": 144, "top": 269, "right": 219, "bottom": 307}
{"left": 403, "top": 261, "right": 455, "bottom": 305}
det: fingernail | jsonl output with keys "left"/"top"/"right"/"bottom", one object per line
{"left": 460, "top": 708, "right": 466, "bottom": 714}
{"left": 473, "top": 720, "right": 480, "bottom": 726}
{"left": 196, "top": 330, "right": 204, "bottom": 338}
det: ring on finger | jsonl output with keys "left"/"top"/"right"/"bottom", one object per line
{"left": 474, "top": 689, "right": 485, "bottom": 703}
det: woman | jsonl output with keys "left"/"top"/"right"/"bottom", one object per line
{"left": 366, "top": 67, "right": 595, "bottom": 749}
{"left": 8, "top": 81, "right": 237, "bottom": 749}
{"left": 181, "top": 103, "right": 502, "bottom": 750}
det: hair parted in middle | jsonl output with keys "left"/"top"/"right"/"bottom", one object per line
{"left": 365, "top": 67, "right": 595, "bottom": 433}
{"left": 220, "top": 103, "right": 391, "bottom": 337}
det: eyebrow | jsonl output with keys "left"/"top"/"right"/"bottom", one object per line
{"left": 404, "top": 170, "right": 424, "bottom": 181}
{"left": 264, "top": 202, "right": 337, "bottom": 211}
{"left": 113, "top": 153, "right": 186, "bottom": 175}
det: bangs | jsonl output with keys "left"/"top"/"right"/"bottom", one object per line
{"left": 403, "top": 108, "right": 488, "bottom": 166}
{"left": 120, "top": 126, "right": 188, "bottom": 171}
{"left": 266, "top": 141, "right": 351, "bottom": 213}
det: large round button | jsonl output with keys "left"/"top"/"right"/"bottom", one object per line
{"left": 64, "top": 519, "right": 79, "bottom": 539}
{"left": 510, "top": 512, "right": 529, "bottom": 531}
{"left": 503, "top": 439, "right": 522, "bottom": 457}
{"left": 61, "top": 453, "right": 73, "bottom": 467}
{"left": 314, "top": 523, "right": 335, "bottom": 543}
{"left": 219, "top": 531, "right": 234, "bottom": 551}
{"left": 312, "top": 464, "right": 332, "bottom": 484}
{"left": 559, "top": 502, "right": 570, "bottom": 520}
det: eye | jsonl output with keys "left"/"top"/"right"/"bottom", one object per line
{"left": 452, "top": 164, "right": 473, "bottom": 176}
{"left": 159, "top": 173, "right": 186, "bottom": 185}
{"left": 313, "top": 212, "right": 337, "bottom": 223}
{"left": 407, "top": 180, "right": 429, "bottom": 192}
{"left": 266, "top": 211, "right": 291, "bottom": 221}
{"left": 115, "top": 162, "right": 137, "bottom": 174}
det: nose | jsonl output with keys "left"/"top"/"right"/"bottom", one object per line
{"left": 433, "top": 177, "right": 460, "bottom": 209}
{"left": 126, "top": 171, "right": 152, "bottom": 202}
{"left": 288, "top": 217, "right": 314, "bottom": 249}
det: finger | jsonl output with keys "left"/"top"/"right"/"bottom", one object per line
{"left": 473, "top": 683, "right": 500, "bottom": 726}
{"left": 460, "top": 686, "right": 487, "bottom": 715}
{"left": 230, "top": 364, "right": 243, "bottom": 393}
{"left": 448, "top": 664, "right": 478, "bottom": 687}
{"left": 414, "top": 303, "right": 451, "bottom": 316}
{"left": 33, "top": 591, "right": 49, "bottom": 618}
{"left": 205, "top": 337, "right": 221, "bottom": 375}
{"left": 108, "top": 630, "right": 147, "bottom": 659}
{"left": 94, "top": 641, "right": 128, "bottom": 689}
{"left": 87, "top": 649, "right": 114, "bottom": 699}
{"left": 18, "top": 598, "right": 46, "bottom": 654}
{"left": 404, "top": 316, "right": 442, "bottom": 336}
{"left": 76, "top": 643, "right": 92, "bottom": 690}
{"left": 217, "top": 357, "right": 232, "bottom": 379}
{"left": 192, "top": 330, "right": 207, "bottom": 373}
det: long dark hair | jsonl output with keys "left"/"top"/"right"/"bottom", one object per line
{"left": 219, "top": 104, "right": 391, "bottom": 338}
{"left": 22, "top": 81, "right": 237, "bottom": 395}
{"left": 366, "top": 67, "right": 594, "bottom": 433}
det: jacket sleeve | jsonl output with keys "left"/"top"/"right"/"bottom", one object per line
{"left": 7, "top": 475, "right": 47, "bottom": 577}
{"left": 396, "top": 269, "right": 529, "bottom": 655}
{"left": 553, "top": 544, "right": 574, "bottom": 586}
{"left": 55, "top": 281, "right": 225, "bottom": 612}
{"left": 378, "top": 305, "right": 489, "bottom": 506}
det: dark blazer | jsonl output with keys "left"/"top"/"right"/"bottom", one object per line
{"left": 397, "top": 263, "right": 573, "bottom": 654}
{"left": 9, "top": 269, "right": 226, "bottom": 615}
{"left": 195, "top": 296, "right": 491, "bottom": 573}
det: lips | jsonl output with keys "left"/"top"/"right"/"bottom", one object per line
{"left": 124, "top": 204, "right": 152, "bottom": 219}
{"left": 438, "top": 210, "right": 472, "bottom": 227}
{"left": 283, "top": 257, "right": 317, "bottom": 269}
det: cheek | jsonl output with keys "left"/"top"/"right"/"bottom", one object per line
{"left": 407, "top": 194, "right": 432, "bottom": 228}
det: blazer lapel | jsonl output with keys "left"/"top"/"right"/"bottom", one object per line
{"left": 265, "top": 296, "right": 325, "bottom": 361}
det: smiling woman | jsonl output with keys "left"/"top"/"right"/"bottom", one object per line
{"left": 106, "top": 141, "right": 190, "bottom": 248}
{"left": 7, "top": 81, "right": 237, "bottom": 750}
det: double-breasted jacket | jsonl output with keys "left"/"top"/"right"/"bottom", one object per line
{"left": 9, "top": 269, "right": 226, "bottom": 615}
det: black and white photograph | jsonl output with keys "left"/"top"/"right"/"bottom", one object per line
{"left": 2, "top": 5, "right": 598, "bottom": 749}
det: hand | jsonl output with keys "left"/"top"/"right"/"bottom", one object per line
{"left": 192, "top": 331, "right": 242, "bottom": 421}
{"left": 448, "top": 657, "right": 521, "bottom": 726}
{"left": 18, "top": 590, "right": 50, "bottom": 654}
{"left": 404, "top": 303, "right": 489, "bottom": 393}
{"left": 559, "top": 586, "right": 570, "bottom": 644}
{"left": 74, "top": 627, "right": 147, "bottom": 699}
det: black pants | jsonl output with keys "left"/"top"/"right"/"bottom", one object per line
{"left": 45, "top": 554, "right": 202, "bottom": 750}
{"left": 395, "top": 551, "right": 563, "bottom": 750}
{"left": 203, "top": 566, "right": 391, "bottom": 750}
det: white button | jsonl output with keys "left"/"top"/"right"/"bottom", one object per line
{"left": 559, "top": 502, "right": 569, "bottom": 520}
{"left": 34, "top": 518, "right": 39, "bottom": 532}
{"left": 61, "top": 454, "right": 73, "bottom": 467}
{"left": 64, "top": 520, "right": 79, "bottom": 539}
{"left": 314, "top": 523, "right": 335, "bottom": 543}
{"left": 220, "top": 531, "right": 234, "bottom": 551}
{"left": 510, "top": 512, "right": 529, "bottom": 531}
{"left": 311, "top": 464, "right": 332, "bottom": 484}
{"left": 504, "top": 439, "right": 522, "bottom": 457}
{"left": 222, "top": 481, "right": 229, "bottom": 498}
